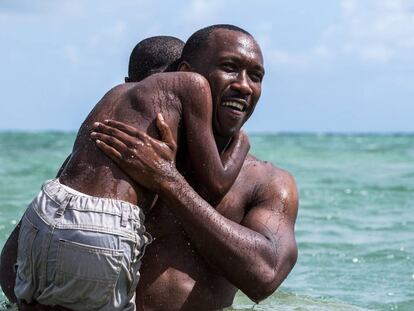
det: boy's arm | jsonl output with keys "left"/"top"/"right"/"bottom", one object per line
{"left": 179, "top": 73, "right": 249, "bottom": 203}
{"left": 91, "top": 123, "right": 298, "bottom": 302}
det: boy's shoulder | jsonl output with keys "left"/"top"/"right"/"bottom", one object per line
{"left": 138, "top": 72, "right": 209, "bottom": 92}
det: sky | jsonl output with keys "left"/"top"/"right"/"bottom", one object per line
{"left": 0, "top": 0, "right": 413, "bottom": 133}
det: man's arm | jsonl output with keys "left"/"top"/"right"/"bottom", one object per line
{"left": 92, "top": 121, "right": 298, "bottom": 302}
{"left": 157, "top": 166, "right": 298, "bottom": 301}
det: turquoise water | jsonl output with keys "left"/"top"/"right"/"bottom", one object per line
{"left": 0, "top": 132, "right": 413, "bottom": 310}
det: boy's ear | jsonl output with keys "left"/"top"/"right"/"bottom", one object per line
{"left": 177, "top": 61, "right": 192, "bottom": 72}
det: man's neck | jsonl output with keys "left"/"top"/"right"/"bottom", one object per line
{"left": 214, "top": 134, "right": 233, "bottom": 154}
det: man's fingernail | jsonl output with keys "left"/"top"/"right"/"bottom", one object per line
{"left": 158, "top": 113, "right": 164, "bottom": 121}
{"left": 91, "top": 132, "right": 96, "bottom": 137}
{"left": 93, "top": 122, "right": 100, "bottom": 127}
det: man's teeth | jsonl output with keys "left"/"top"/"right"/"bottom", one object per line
{"left": 222, "top": 101, "right": 244, "bottom": 112}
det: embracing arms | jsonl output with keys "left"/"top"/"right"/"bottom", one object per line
{"left": 91, "top": 120, "right": 298, "bottom": 302}
{"left": 178, "top": 74, "right": 250, "bottom": 204}
{"left": 155, "top": 165, "right": 298, "bottom": 301}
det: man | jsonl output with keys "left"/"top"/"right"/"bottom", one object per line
{"left": 1, "top": 24, "right": 298, "bottom": 310}
{"left": 92, "top": 24, "right": 298, "bottom": 310}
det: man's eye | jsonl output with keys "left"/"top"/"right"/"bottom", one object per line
{"left": 249, "top": 71, "right": 263, "bottom": 82}
{"left": 220, "top": 63, "right": 237, "bottom": 72}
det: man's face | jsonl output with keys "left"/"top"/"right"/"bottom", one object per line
{"left": 192, "top": 29, "right": 265, "bottom": 139}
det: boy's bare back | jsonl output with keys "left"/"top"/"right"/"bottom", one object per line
{"left": 59, "top": 72, "right": 210, "bottom": 210}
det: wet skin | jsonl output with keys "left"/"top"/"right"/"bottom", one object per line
{"left": 188, "top": 29, "right": 265, "bottom": 144}
{"left": 93, "top": 29, "right": 298, "bottom": 310}
{"left": 0, "top": 51, "right": 250, "bottom": 309}
{"left": 0, "top": 29, "right": 298, "bottom": 310}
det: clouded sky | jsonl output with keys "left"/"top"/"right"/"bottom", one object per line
{"left": 1, "top": 0, "right": 413, "bottom": 132}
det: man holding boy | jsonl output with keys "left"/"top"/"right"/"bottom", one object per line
{"left": 1, "top": 25, "right": 298, "bottom": 311}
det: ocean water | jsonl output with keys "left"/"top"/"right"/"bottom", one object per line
{"left": 0, "top": 132, "right": 413, "bottom": 311}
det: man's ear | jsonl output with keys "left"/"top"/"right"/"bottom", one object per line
{"left": 177, "top": 61, "right": 193, "bottom": 72}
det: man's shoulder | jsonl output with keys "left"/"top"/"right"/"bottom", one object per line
{"left": 239, "top": 154, "right": 298, "bottom": 216}
{"left": 243, "top": 153, "right": 295, "bottom": 186}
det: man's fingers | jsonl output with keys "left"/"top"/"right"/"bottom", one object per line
{"left": 101, "top": 119, "right": 146, "bottom": 139}
{"left": 156, "top": 113, "right": 177, "bottom": 151}
{"left": 93, "top": 126, "right": 172, "bottom": 162}
{"left": 91, "top": 132, "right": 129, "bottom": 155}
{"left": 95, "top": 139, "right": 123, "bottom": 162}
{"left": 92, "top": 122, "right": 146, "bottom": 149}
{"left": 142, "top": 134, "right": 175, "bottom": 156}
{"left": 93, "top": 121, "right": 136, "bottom": 141}
{"left": 93, "top": 117, "right": 176, "bottom": 162}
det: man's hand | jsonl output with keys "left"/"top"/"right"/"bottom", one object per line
{"left": 90, "top": 113, "right": 178, "bottom": 193}
{"left": 90, "top": 114, "right": 298, "bottom": 303}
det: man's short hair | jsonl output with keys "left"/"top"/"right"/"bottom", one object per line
{"left": 127, "top": 36, "right": 184, "bottom": 82}
{"left": 181, "top": 24, "right": 253, "bottom": 66}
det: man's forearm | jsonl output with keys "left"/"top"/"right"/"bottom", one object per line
{"left": 87, "top": 115, "right": 297, "bottom": 300}
{"left": 158, "top": 173, "right": 280, "bottom": 301}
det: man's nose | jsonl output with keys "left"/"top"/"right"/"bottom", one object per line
{"left": 231, "top": 71, "right": 253, "bottom": 96}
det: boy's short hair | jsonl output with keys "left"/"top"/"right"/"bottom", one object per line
{"left": 127, "top": 36, "right": 184, "bottom": 82}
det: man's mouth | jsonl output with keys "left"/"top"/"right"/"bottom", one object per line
{"left": 221, "top": 100, "right": 247, "bottom": 112}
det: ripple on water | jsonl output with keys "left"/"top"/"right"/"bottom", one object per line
{"left": 2, "top": 133, "right": 414, "bottom": 310}
{"left": 228, "top": 290, "right": 373, "bottom": 311}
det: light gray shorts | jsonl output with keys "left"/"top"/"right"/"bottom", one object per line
{"left": 14, "top": 179, "right": 152, "bottom": 311}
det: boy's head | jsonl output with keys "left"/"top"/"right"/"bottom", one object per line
{"left": 126, "top": 36, "right": 184, "bottom": 83}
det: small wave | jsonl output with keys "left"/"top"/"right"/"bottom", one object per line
{"left": 227, "top": 291, "right": 372, "bottom": 311}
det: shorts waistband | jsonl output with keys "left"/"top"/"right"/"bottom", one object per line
{"left": 41, "top": 179, "right": 145, "bottom": 223}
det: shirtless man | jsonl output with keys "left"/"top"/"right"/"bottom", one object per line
{"left": 1, "top": 24, "right": 298, "bottom": 311}
{"left": 92, "top": 25, "right": 299, "bottom": 310}
{"left": 0, "top": 31, "right": 250, "bottom": 310}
